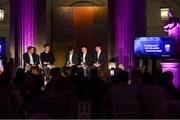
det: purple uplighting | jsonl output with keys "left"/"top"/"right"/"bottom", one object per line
{"left": 164, "top": 12, "right": 180, "bottom": 55}
{"left": 164, "top": 23, "right": 180, "bottom": 40}
{"left": 161, "top": 62, "right": 180, "bottom": 89}
{"left": 21, "top": 0, "right": 36, "bottom": 53}
{"left": 111, "top": 0, "right": 136, "bottom": 70}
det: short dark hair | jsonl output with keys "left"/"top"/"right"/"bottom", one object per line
{"left": 95, "top": 44, "right": 101, "bottom": 48}
{"left": 168, "top": 10, "right": 174, "bottom": 16}
{"left": 163, "top": 71, "right": 174, "bottom": 81}
{"left": 27, "top": 46, "right": 34, "bottom": 51}
{"left": 44, "top": 44, "right": 50, "bottom": 48}
{"left": 141, "top": 72, "right": 153, "bottom": 84}
{"left": 116, "top": 70, "right": 129, "bottom": 83}
{"left": 68, "top": 46, "right": 74, "bottom": 51}
{"left": 81, "top": 45, "right": 87, "bottom": 49}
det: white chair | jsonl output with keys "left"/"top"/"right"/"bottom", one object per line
{"left": 77, "top": 100, "right": 91, "bottom": 119}
{"left": 111, "top": 102, "right": 139, "bottom": 119}
{"left": 70, "top": 99, "right": 91, "bottom": 119}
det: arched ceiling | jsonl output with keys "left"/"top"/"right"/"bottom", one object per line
{"left": 54, "top": 0, "right": 107, "bottom": 6}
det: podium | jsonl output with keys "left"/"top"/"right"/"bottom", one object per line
{"left": 161, "top": 61, "right": 180, "bottom": 89}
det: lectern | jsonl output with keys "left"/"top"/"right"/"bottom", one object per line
{"left": 161, "top": 62, "right": 180, "bottom": 89}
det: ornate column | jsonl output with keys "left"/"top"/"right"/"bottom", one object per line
{"left": 109, "top": 0, "right": 136, "bottom": 71}
{"left": 109, "top": 0, "right": 146, "bottom": 70}
{"left": 10, "top": 0, "right": 36, "bottom": 67}
{"left": 20, "top": 0, "right": 36, "bottom": 53}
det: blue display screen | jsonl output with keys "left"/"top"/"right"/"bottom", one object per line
{"left": 0, "top": 37, "right": 5, "bottom": 57}
{"left": 134, "top": 37, "right": 175, "bottom": 58}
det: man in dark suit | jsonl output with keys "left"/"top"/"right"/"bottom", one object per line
{"left": 40, "top": 44, "right": 55, "bottom": 66}
{"left": 78, "top": 46, "right": 92, "bottom": 76}
{"left": 92, "top": 44, "right": 105, "bottom": 76}
{"left": 23, "top": 46, "right": 40, "bottom": 72}
{"left": 65, "top": 47, "right": 78, "bottom": 68}
{"left": 40, "top": 44, "right": 55, "bottom": 79}
{"left": 78, "top": 46, "right": 92, "bottom": 66}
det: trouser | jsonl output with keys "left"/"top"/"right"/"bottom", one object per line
{"left": 83, "top": 66, "right": 88, "bottom": 77}
{"left": 43, "top": 65, "right": 50, "bottom": 79}
{"left": 25, "top": 65, "right": 32, "bottom": 72}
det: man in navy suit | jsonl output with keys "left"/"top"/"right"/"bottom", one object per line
{"left": 92, "top": 44, "right": 105, "bottom": 76}
{"left": 23, "top": 46, "right": 40, "bottom": 72}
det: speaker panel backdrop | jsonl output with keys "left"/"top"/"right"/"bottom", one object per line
{"left": 52, "top": 6, "right": 108, "bottom": 67}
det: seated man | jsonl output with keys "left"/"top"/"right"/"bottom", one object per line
{"left": 40, "top": 44, "right": 55, "bottom": 80}
{"left": 78, "top": 46, "right": 92, "bottom": 76}
{"left": 63, "top": 47, "right": 78, "bottom": 76}
{"left": 23, "top": 46, "right": 40, "bottom": 72}
{"left": 65, "top": 47, "right": 78, "bottom": 68}
{"left": 92, "top": 44, "right": 105, "bottom": 76}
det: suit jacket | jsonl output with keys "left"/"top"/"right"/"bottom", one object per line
{"left": 78, "top": 52, "right": 92, "bottom": 66}
{"left": 92, "top": 51, "right": 105, "bottom": 68}
{"left": 40, "top": 51, "right": 55, "bottom": 65}
{"left": 65, "top": 52, "right": 78, "bottom": 65}
{"left": 23, "top": 52, "right": 40, "bottom": 65}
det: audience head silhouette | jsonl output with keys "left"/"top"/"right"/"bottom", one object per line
{"left": 116, "top": 70, "right": 129, "bottom": 83}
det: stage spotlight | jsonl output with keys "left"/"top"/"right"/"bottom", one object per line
{"left": 0, "top": 8, "right": 5, "bottom": 22}
{"left": 160, "top": 0, "right": 169, "bottom": 20}
{"left": 160, "top": 7, "right": 170, "bottom": 20}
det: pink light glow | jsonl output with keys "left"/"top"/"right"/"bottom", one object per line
{"left": 164, "top": 21, "right": 180, "bottom": 57}
{"left": 111, "top": 0, "right": 136, "bottom": 71}
{"left": 164, "top": 23, "right": 180, "bottom": 40}
{"left": 161, "top": 62, "right": 180, "bottom": 89}
{"left": 21, "top": 0, "right": 36, "bottom": 52}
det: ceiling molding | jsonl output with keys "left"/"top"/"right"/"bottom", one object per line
{"left": 55, "top": 0, "right": 107, "bottom": 6}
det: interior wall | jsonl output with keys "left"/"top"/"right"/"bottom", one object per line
{"left": 53, "top": 6, "right": 108, "bottom": 68}
{"left": 146, "top": 0, "right": 180, "bottom": 71}
{"left": 36, "top": 0, "right": 47, "bottom": 54}
{"left": 147, "top": 0, "right": 180, "bottom": 36}
{"left": 73, "top": 7, "right": 93, "bottom": 48}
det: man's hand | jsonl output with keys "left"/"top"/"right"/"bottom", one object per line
{"left": 66, "top": 64, "right": 74, "bottom": 67}
{"left": 93, "top": 63, "right": 100, "bottom": 68}
{"left": 43, "top": 62, "right": 48, "bottom": 65}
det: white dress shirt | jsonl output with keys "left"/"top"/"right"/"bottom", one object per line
{"left": 83, "top": 52, "right": 87, "bottom": 63}
{"left": 0, "top": 60, "right": 4, "bottom": 72}
{"left": 69, "top": 53, "right": 73, "bottom": 64}
{"left": 29, "top": 54, "right": 34, "bottom": 65}
{"left": 97, "top": 50, "right": 101, "bottom": 60}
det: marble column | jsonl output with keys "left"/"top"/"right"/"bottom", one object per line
{"left": 109, "top": 0, "right": 146, "bottom": 71}
{"left": 10, "top": 0, "right": 36, "bottom": 67}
